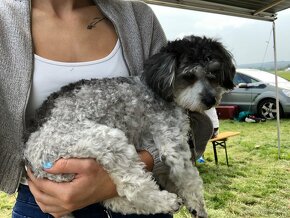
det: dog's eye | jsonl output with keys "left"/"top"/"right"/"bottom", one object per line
{"left": 182, "top": 73, "right": 197, "bottom": 83}
{"left": 183, "top": 73, "right": 195, "bottom": 79}
{"left": 205, "top": 55, "right": 212, "bottom": 62}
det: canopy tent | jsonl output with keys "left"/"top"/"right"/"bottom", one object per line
{"left": 143, "top": 0, "right": 290, "bottom": 158}
{"left": 143, "top": 0, "right": 290, "bottom": 21}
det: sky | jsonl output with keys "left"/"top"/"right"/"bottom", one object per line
{"left": 150, "top": 5, "right": 290, "bottom": 66}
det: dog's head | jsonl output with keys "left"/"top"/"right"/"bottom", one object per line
{"left": 143, "top": 35, "right": 236, "bottom": 112}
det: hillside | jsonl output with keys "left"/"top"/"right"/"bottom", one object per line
{"left": 238, "top": 61, "right": 290, "bottom": 71}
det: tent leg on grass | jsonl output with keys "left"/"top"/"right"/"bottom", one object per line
{"left": 272, "top": 20, "right": 281, "bottom": 159}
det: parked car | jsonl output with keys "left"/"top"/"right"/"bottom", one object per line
{"left": 220, "top": 68, "right": 290, "bottom": 119}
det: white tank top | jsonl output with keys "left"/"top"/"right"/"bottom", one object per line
{"left": 25, "top": 40, "right": 129, "bottom": 120}
{"left": 22, "top": 40, "right": 129, "bottom": 185}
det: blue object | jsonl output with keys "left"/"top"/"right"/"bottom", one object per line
{"left": 42, "top": 162, "right": 53, "bottom": 169}
{"left": 197, "top": 156, "right": 205, "bottom": 163}
{"left": 235, "top": 111, "right": 253, "bottom": 122}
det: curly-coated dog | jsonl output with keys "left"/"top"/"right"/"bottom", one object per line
{"left": 24, "top": 35, "right": 236, "bottom": 218}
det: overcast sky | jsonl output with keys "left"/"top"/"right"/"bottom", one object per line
{"left": 150, "top": 5, "right": 290, "bottom": 66}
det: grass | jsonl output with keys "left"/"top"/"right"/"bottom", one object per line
{"left": 1, "top": 120, "right": 290, "bottom": 218}
{"left": 175, "top": 119, "right": 290, "bottom": 218}
{"left": 277, "top": 71, "right": 290, "bottom": 81}
{"left": 0, "top": 192, "right": 16, "bottom": 218}
{"left": 269, "top": 70, "right": 290, "bottom": 81}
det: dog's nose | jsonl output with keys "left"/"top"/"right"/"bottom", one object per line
{"left": 202, "top": 96, "right": 216, "bottom": 109}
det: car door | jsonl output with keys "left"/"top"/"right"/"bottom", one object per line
{"left": 220, "top": 73, "right": 264, "bottom": 111}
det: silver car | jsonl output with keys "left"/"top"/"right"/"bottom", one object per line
{"left": 220, "top": 69, "right": 290, "bottom": 119}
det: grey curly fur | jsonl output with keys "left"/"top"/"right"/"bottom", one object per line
{"left": 24, "top": 35, "right": 236, "bottom": 218}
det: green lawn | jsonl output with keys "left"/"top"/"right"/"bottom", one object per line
{"left": 277, "top": 71, "right": 290, "bottom": 81}
{"left": 270, "top": 70, "right": 290, "bottom": 81}
{"left": 176, "top": 119, "right": 290, "bottom": 218}
{"left": 0, "top": 192, "right": 16, "bottom": 218}
{"left": 1, "top": 119, "right": 290, "bottom": 218}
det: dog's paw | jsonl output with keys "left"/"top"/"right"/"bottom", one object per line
{"left": 197, "top": 210, "right": 208, "bottom": 218}
{"left": 189, "top": 208, "right": 197, "bottom": 218}
{"left": 163, "top": 192, "right": 183, "bottom": 213}
{"left": 189, "top": 208, "right": 208, "bottom": 218}
{"left": 151, "top": 191, "right": 182, "bottom": 214}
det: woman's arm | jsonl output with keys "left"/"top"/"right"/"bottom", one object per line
{"left": 27, "top": 150, "right": 153, "bottom": 217}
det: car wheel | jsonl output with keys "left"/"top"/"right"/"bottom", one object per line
{"left": 257, "top": 99, "right": 283, "bottom": 119}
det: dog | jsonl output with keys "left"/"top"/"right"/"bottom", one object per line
{"left": 24, "top": 35, "right": 235, "bottom": 218}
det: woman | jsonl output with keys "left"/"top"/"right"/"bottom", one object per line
{"left": 0, "top": 0, "right": 212, "bottom": 217}
{"left": 1, "top": 0, "right": 169, "bottom": 217}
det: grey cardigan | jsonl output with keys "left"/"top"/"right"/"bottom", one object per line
{"left": 0, "top": 0, "right": 167, "bottom": 194}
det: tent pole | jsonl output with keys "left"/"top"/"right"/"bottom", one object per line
{"left": 272, "top": 21, "right": 281, "bottom": 159}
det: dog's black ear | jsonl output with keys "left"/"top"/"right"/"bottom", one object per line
{"left": 224, "top": 64, "right": 236, "bottom": 90}
{"left": 213, "top": 41, "right": 236, "bottom": 90}
{"left": 221, "top": 62, "right": 236, "bottom": 90}
{"left": 142, "top": 52, "right": 177, "bottom": 101}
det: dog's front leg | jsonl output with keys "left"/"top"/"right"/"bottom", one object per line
{"left": 158, "top": 140, "right": 207, "bottom": 218}
{"left": 66, "top": 124, "right": 181, "bottom": 215}
{"left": 171, "top": 160, "right": 207, "bottom": 218}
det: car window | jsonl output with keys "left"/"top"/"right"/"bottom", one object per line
{"left": 233, "top": 73, "right": 259, "bottom": 85}
{"left": 247, "top": 76, "right": 259, "bottom": 83}
{"left": 233, "top": 73, "right": 245, "bottom": 85}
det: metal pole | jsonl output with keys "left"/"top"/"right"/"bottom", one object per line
{"left": 272, "top": 21, "right": 281, "bottom": 159}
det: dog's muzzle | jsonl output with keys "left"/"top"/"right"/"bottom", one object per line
{"left": 201, "top": 96, "right": 216, "bottom": 109}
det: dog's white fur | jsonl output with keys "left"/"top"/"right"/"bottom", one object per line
{"left": 24, "top": 35, "right": 236, "bottom": 218}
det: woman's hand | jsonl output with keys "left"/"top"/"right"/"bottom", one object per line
{"left": 27, "top": 151, "right": 153, "bottom": 217}
{"left": 27, "top": 158, "right": 117, "bottom": 218}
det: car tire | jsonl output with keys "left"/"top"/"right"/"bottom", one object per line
{"left": 257, "top": 98, "right": 283, "bottom": 119}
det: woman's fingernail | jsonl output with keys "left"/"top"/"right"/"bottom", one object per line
{"left": 43, "top": 162, "right": 53, "bottom": 169}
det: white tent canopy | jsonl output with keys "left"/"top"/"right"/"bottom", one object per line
{"left": 143, "top": 0, "right": 290, "bottom": 21}
{"left": 143, "top": 0, "right": 290, "bottom": 158}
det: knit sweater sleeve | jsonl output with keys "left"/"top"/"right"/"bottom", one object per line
{"left": 130, "top": 1, "right": 168, "bottom": 175}
{"left": 131, "top": 1, "right": 167, "bottom": 58}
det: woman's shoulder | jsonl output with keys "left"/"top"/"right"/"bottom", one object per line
{"left": 128, "top": 0, "right": 156, "bottom": 19}
{"left": 0, "top": 0, "right": 30, "bottom": 28}
{"left": 107, "top": 0, "right": 160, "bottom": 29}
{"left": 97, "top": 0, "right": 155, "bottom": 17}
{"left": 129, "top": 0, "right": 155, "bottom": 12}
{"left": 0, "top": 0, "right": 32, "bottom": 54}
{"left": 0, "top": 0, "right": 14, "bottom": 20}
{"left": 97, "top": 0, "right": 164, "bottom": 41}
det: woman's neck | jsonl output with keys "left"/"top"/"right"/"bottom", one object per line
{"left": 31, "top": 0, "right": 95, "bottom": 17}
